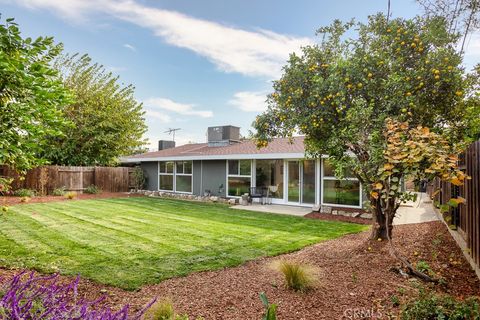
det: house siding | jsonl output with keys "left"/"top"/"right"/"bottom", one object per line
{"left": 200, "top": 160, "right": 227, "bottom": 197}
{"left": 192, "top": 160, "right": 202, "bottom": 195}
{"left": 140, "top": 161, "right": 158, "bottom": 191}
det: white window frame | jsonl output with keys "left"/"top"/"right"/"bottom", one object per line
{"left": 158, "top": 160, "right": 193, "bottom": 194}
{"left": 175, "top": 161, "right": 193, "bottom": 194}
{"left": 158, "top": 161, "right": 175, "bottom": 192}
{"left": 226, "top": 159, "right": 252, "bottom": 198}
{"left": 321, "top": 159, "right": 362, "bottom": 209}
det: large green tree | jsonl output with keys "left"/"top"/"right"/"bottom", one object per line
{"left": 254, "top": 14, "right": 479, "bottom": 239}
{"left": 0, "top": 17, "right": 71, "bottom": 173}
{"left": 42, "top": 54, "right": 147, "bottom": 166}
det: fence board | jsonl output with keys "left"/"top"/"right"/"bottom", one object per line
{"left": 429, "top": 140, "right": 480, "bottom": 268}
{"left": 0, "top": 165, "right": 135, "bottom": 193}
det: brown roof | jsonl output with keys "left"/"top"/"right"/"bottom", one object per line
{"left": 123, "top": 136, "right": 305, "bottom": 161}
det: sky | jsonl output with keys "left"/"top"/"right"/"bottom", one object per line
{"left": 2, "top": 0, "right": 479, "bottom": 150}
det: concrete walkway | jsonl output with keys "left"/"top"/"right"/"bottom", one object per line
{"left": 230, "top": 192, "right": 439, "bottom": 225}
{"left": 393, "top": 192, "right": 440, "bottom": 225}
{"left": 230, "top": 204, "right": 311, "bottom": 216}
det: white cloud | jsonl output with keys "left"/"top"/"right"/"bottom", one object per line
{"left": 145, "top": 97, "right": 213, "bottom": 118}
{"left": 11, "top": 0, "right": 312, "bottom": 78}
{"left": 145, "top": 110, "right": 172, "bottom": 123}
{"left": 228, "top": 91, "right": 268, "bottom": 112}
{"left": 123, "top": 43, "right": 136, "bottom": 52}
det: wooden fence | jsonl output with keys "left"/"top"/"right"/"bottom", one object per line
{"left": 0, "top": 165, "right": 136, "bottom": 194}
{"left": 429, "top": 140, "right": 480, "bottom": 268}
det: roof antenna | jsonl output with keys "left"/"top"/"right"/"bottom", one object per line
{"left": 164, "top": 128, "right": 181, "bottom": 142}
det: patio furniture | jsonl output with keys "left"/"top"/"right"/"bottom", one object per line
{"left": 266, "top": 185, "right": 279, "bottom": 205}
{"left": 248, "top": 187, "right": 267, "bottom": 205}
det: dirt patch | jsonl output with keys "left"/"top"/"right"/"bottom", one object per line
{"left": 305, "top": 211, "right": 372, "bottom": 225}
{"left": 0, "top": 192, "right": 142, "bottom": 206}
{"left": 0, "top": 221, "right": 478, "bottom": 319}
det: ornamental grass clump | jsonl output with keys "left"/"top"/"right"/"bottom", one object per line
{"left": 0, "top": 271, "right": 152, "bottom": 319}
{"left": 274, "top": 260, "right": 317, "bottom": 292}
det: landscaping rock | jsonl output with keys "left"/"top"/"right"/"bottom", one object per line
{"left": 312, "top": 204, "right": 321, "bottom": 212}
{"left": 228, "top": 199, "right": 236, "bottom": 205}
{"left": 321, "top": 206, "right": 332, "bottom": 214}
{"left": 332, "top": 210, "right": 338, "bottom": 215}
{"left": 209, "top": 196, "right": 219, "bottom": 202}
{"left": 360, "top": 213, "right": 373, "bottom": 219}
{"left": 352, "top": 212, "right": 362, "bottom": 218}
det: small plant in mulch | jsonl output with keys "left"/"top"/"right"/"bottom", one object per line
{"left": 260, "top": 292, "right": 277, "bottom": 320}
{"left": 52, "top": 186, "right": 66, "bottom": 196}
{"left": 401, "top": 290, "right": 480, "bottom": 320}
{"left": 0, "top": 271, "right": 154, "bottom": 319}
{"left": 415, "top": 260, "right": 433, "bottom": 276}
{"left": 143, "top": 298, "right": 204, "bottom": 320}
{"left": 64, "top": 191, "right": 77, "bottom": 200}
{"left": 273, "top": 260, "right": 317, "bottom": 292}
{"left": 84, "top": 185, "right": 101, "bottom": 194}
{"left": 13, "top": 188, "right": 35, "bottom": 197}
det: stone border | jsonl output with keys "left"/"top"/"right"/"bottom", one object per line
{"left": 133, "top": 190, "right": 238, "bottom": 205}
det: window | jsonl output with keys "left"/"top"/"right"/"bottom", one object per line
{"left": 175, "top": 161, "right": 192, "bottom": 193}
{"left": 255, "top": 160, "right": 284, "bottom": 199}
{"left": 159, "top": 161, "right": 174, "bottom": 191}
{"left": 322, "top": 160, "right": 361, "bottom": 207}
{"left": 228, "top": 160, "right": 251, "bottom": 196}
{"left": 159, "top": 161, "right": 192, "bottom": 193}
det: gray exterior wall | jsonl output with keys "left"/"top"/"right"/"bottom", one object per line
{"left": 198, "top": 160, "right": 227, "bottom": 197}
{"left": 192, "top": 160, "right": 202, "bottom": 195}
{"left": 139, "top": 161, "right": 158, "bottom": 191}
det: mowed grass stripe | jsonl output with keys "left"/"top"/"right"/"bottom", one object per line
{"left": 0, "top": 197, "right": 368, "bottom": 290}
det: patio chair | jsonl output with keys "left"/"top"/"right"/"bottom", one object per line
{"left": 248, "top": 187, "right": 267, "bottom": 205}
{"left": 266, "top": 185, "right": 279, "bottom": 205}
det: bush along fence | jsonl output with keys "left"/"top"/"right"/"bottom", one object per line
{"left": 0, "top": 165, "right": 137, "bottom": 194}
{"left": 428, "top": 140, "right": 480, "bottom": 274}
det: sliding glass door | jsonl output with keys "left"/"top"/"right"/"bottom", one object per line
{"left": 287, "top": 160, "right": 316, "bottom": 205}
{"left": 302, "top": 160, "right": 316, "bottom": 204}
{"left": 287, "top": 161, "right": 300, "bottom": 202}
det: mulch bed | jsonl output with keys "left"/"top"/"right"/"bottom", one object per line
{"left": 305, "top": 211, "right": 372, "bottom": 225}
{"left": 1, "top": 222, "right": 479, "bottom": 319}
{"left": 0, "top": 192, "right": 141, "bottom": 206}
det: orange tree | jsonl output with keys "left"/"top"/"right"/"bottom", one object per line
{"left": 253, "top": 14, "right": 479, "bottom": 239}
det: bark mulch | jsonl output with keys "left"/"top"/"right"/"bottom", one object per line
{"left": 0, "top": 192, "right": 141, "bottom": 206}
{"left": 1, "top": 221, "right": 478, "bottom": 319}
{"left": 305, "top": 212, "right": 372, "bottom": 225}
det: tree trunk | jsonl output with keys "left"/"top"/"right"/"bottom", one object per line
{"left": 370, "top": 198, "right": 395, "bottom": 240}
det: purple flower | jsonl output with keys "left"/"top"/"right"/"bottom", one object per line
{"left": 0, "top": 271, "right": 154, "bottom": 320}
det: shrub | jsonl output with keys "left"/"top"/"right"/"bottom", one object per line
{"left": 52, "top": 186, "right": 66, "bottom": 196}
{"left": 0, "top": 177, "right": 12, "bottom": 196}
{"left": 0, "top": 271, "right": 151, "bottom": 319}
{"left": 275, "top": 260, "right": 316, "bottom": 292}
{"left": 131, "top": 166, "right": 146, "bottom": 191}
{"left": 84, "top": 185, "right": 101, "bottom": 194}
{"left": 260, "top": 292, "right": 277, "bottom": 320}
{"left": 13, "top": 189, "right": 35, "bottom": 197}
{"left": 401, "top": 292, "right": 480, "bottom": 320}
{"left": 64, "top": 191, "right": 77, "bottom": 200}
{"left": 144, "top": 298, "right": 175, "bottom": 320}
{"left": 143, "top": 298, "right": 204, "bottom": 320}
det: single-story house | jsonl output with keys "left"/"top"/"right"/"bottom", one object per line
{"left": 121, "top": 125, "right": 363, "bottom": 209}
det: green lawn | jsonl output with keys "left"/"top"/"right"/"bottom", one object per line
{"left": 0, "top": 197, "right": 368, "bottom": 290}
